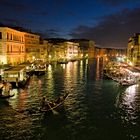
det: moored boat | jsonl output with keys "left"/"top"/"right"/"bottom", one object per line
{"left": 57, "top": 58, "right": 68, "bottom": 64}
{"left": 31, "top": 61, "right": 47, "bottom": 76}
{"left": 0, "top": 83, "right": 15, "bottom": 99}
{"left": 119, "top": 79, "right": 137, "bottom": 86}
{"left": 34, "top": 69, "right": 46, "bottom": 76}
{"left": 0, "top": 93, "right": 14, "bottom": 99}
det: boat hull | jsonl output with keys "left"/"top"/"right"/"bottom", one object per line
{"left": 40, "top": 93, "right": 68, "bottom": 113}
{"left": 0, "top": 94, "right": 14, "bottom": 99}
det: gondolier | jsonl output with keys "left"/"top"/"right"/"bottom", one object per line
{"left": 0, "top": 87, "right": 3, "bottom": 96}
{"left": 41, "top": 97, "right": 50, "bottom": 110}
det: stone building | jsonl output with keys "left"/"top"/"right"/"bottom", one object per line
{"left": 127, "top": 33, "right": 140, "bottom": 66}
{"left": 24, "top": 32, "right": 40, "bottom": 62}
{"left": 70, "top": 39, "right": 95, "bottom": 59}
{"left": 0, "top": 27, "right": 25, "bottom": 65}
{"left": 45, "top": 38, "right": 79, "bottom": 62}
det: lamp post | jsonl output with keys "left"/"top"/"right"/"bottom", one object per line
{"left": 32, "top": 56, "right": 35, "bottom": 62}
{"left": 49, "top": 55, "right": 51, "bottom": 63}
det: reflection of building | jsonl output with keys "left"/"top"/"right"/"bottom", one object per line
{"left": 127, "top": 33, "right": 140, "bottom": 66}
{"left": 0, "top": 27, "right": 25, "bottom": 65}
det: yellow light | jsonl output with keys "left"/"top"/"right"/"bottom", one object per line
{"left": 129, "top": 61, "right": 133, "bottom": 66}
{"left": 32, "top": 56, "right": 35, "bottom": 60}
{"left": 0, "top": 56, "right": 7, "bottom": 64}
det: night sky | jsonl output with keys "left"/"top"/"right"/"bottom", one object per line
{"left": 0, "top": 0, "right": 140, "bottom": 48}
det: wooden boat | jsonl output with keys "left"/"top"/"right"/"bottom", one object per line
{"left": 119, "top": 79, "right": 137, "bottom": 86}
{"left": 120, "top": 81, "right": 136, "bottom": 86}
{"left": 34, "top": 69, "right": 46, "bottom": 76}
{"left": 0, "top": 93, "right": 14, "bottom": 99}
{"left": 57, "top": 59, "right": 68, "bottom": 64}
{"left": 31, "top": 60, "right": 47, "bottom": 76}
{"left": 40, "top": 93, "right": 69, "bottom": 113}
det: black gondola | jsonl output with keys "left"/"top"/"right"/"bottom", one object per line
{"left": 40, "top": 93, "right": 69, "bottom": 113}
{"left": 0, "top": 93, "right": 14, "bottom": 99}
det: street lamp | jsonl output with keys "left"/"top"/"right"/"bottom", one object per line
{"left": 32, "top": 56, "right": 35, "bottom": 62}
{"left": 48, "top": 55, "right": 51, "bottom": 63}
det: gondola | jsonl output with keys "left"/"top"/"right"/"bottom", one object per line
{"left": 0, "top": 84, "right": 15, "bottom": 99}
{"left": 0, "top": 93, "right": 15, "bottom": 99}
{"left": 40, "top": 93, "right": 69, "bottom": 113}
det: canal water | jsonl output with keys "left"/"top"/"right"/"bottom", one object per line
{"left": 0, "top": 58, "right": 140, "bottom": 140}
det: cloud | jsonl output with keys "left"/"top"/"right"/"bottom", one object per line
{"left": 70, "top": 8, "right": 140, "bottom": 48}
{"left": 37, "top": 28, "right": 61, "bottom": 38}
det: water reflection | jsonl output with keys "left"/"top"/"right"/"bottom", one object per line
{"left": 0, "top": 59, "right": 140, "bottom": 140}
{"left": 124, "top": 84, "right": 139, "bottom": 109}
{"left": 118, "top": 84, "right": 140, "bottom": 121}
{"left": 116, "top": 84, "right": 140, "bottom": 113}
{"left": 115, "top": 84, "right": 140, "bottom": 139}
{"left": 46, "top": 65, "right": 54, "bottom": 96}
{"left": 96, "top": 57, "right": 100, "bottom": 80}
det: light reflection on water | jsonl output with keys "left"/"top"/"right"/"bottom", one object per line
{"left": 119, "top": 85, "right": 140, "bottom": 120}
{"left": 124, "top": 84, "right": 139, "bottom": 108}
{"left": 115, "top": 84, "right": 140, "bottom": 140}
{"left": 0, "top": 59, "right": 140, "bottom": 140}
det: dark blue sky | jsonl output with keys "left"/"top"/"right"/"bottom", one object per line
{"left": 0, "top": 0, "right": 140, "bottom": 48}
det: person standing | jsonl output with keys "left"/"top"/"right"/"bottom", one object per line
{"left": 0, "top": 87, "right": 3, "bottom": 96}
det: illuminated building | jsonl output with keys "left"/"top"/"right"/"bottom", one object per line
{"left": 39, "top": 40, "right": 50, "bottom": 62}
{"left": 62, "top": 41, "right": 79, "bottom": 60}
{"left": 52, "top": 41, "right": 79, "bottom": 61}
{"left": 45, "top": 39, "right": 79, "bottom": 61}
{"left": 0, "top": 27, "right": 25, "bottom": 65}
{"left": 24, "top": 32, "right": 40, "bottom": 62}
{"left": 70, "top": 39, "right": 95, "bottom": 59}
{"left": 127, "top": 33, "right": 140, "bottom": 66}
{"left": 95, "top": 47, "right": 126, "bottom": 59}
{"left": 0, "top": 27, "right": 45, "bottom": 65}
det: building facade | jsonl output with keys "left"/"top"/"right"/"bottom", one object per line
{"left": 70, "top": 39, "right": 95, "bottom": 59}
{"left": 24, "top": 32, "right": 40, "bottom": 62}
{"left": 0, "top": 27, "right": 25, "bottom": 66}
{"left": 63, "top": 41, "right": 79, "bottom": 60}
{"left": 94, "top": 47, "right": 126, "bottom": 62}
{"left": 45, "top": 39, "right": 79, "bottom": 62}
{"left": 0, "top": 27, "right": 49, "bottom": 65}
{"left": 39, "top": 40, "right": 50, "bottom": 62}
{"left": 127, "top": 33, "right": 140, "bottom": 66}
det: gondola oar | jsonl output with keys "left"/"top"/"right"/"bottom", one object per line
{"left": 47, "top": 102, "right": 59, "bottom": 115}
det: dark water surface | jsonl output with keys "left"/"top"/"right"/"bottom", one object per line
{"left": 0, "top": 59, "right": 140, "bottom": 140}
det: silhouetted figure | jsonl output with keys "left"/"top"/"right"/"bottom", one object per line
{"left": 0, "top": 87, "right": 3, "bottom": 96}
{"left": 41, "top": 97, "right": 46, "bottom": 108}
